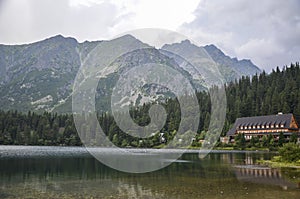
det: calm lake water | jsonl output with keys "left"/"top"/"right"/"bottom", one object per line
{"left": 0, "top": 146, "right": 299, "bottom": 199}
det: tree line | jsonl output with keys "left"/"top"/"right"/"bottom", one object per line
{"left": 0, "top": 62, "right": 299, "bottom": 147}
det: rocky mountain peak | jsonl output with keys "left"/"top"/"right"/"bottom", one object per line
{"left": 0, "top": 35, "right": 261, "bottom": 112}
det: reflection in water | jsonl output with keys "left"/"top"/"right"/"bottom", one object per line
{"left": 231, "top": 152, "right": 300, "bottom": 190}
{"left": 0, "top": 157, "right": 167, "bottom": 198}
{"left": 234, "top": 165, "right": 296, "bottom": 189}
{"left": 0, "top": 148, "right": 299, "bottom": 198}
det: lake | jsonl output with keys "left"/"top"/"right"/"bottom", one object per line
{"left": 0, "top": 146, "right": 299, "bottom": 198}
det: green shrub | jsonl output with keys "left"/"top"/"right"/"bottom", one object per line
{"left": 278, "top": 143, "right": 300, "bottom": 163}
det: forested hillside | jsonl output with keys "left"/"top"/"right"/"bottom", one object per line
{"left": 0, "top": 63, "right": 299, "bottom": 147}
{"left": 224, "top": 62, "right": 300, "bottom": 133}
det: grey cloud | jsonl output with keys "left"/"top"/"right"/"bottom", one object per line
{"left": 0, "top": 0, "right": 122, "bottom": 44}
{"left": 181, "top": 0, "right": 300, "bottom": 71}
{"left": 0, "top": 0, "right": 299, "bottom": 72}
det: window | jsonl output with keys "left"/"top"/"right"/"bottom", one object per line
{"left": 245, "top": 126, "right": 247, "bottom": 129}
{"left": 257, "top": 125, "right": 260, "bottom": 129}
{"left": 240, "top": 126, "right": 244, "bottom": 130}
{"left": 266, "top": 125, "right": 269, "bottom": 128}
{"left": 271, "top": 125, "right": 274, "bottom": 128}
{"left": 280, "top": 124, "right": 284, "bottom": 128}
{"left": 262, "top": 125, "right": 265, "bottom": 129}
{"left": 275, "top": 124, "right": 279, "bottom": 128}
{"left": 253, "top": 125, "right": 256, "bottom": 129}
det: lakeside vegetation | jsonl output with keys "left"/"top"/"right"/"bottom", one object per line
{"left": 0, "top": 63, "right": 299, "bottom": 148}
{"left": 258, "top": 143, "right": 300, "bottom": 168}
{"left": 227, "top": 131, "right": 299, "bottom": 151}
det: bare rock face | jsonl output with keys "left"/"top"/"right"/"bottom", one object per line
{"left": 0, "top": 35, "right": 261, "bottom": 113}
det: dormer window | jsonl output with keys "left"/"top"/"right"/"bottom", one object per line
{"left": 275, "top": 124, "right": 279, "bottom": 128}
{"left": 253, "top": 125, "right": 256, "bottom": 129}
{"left": 271, "top": 125, "right": 274, "bottom": 128}
{"left": 266, "top": 125, "right": 269, "bottom": 128}
{"left": 249, "top": 126, "right": 252, "bottom": 129}
{"left": 257, "top": 125, "right": 260, "bottom": 129}
{"left": 262, "top": 125, "right": 265, "bottom": 129}
{"left": 240, "top": 126, "right": 244, "bottom": 130}
{"left": 245, "top": 126, "right": 248, "bottom": 129}
{"left": 280, "top": 124, "right": 284, "bottom": 128}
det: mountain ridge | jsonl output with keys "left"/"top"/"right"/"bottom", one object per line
{"left": 0, "top": 34, "right": 261, "bottom": 113}
{"left": 203, "top": 44, "right": 261, "bottom": 78}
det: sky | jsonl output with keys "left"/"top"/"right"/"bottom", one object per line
{"left": 0, "top": 0, "right": 299, "bottom": 72}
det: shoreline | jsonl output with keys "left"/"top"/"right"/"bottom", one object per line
{"left": 258, "top": 159, "right": 300, "bottom": 169}
{"left": 0, "top": 145, "right": 277, "bottom": 159}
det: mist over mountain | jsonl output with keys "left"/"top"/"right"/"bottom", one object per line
{"left": 0, "top": 35, "right": 261, "bottom": 113}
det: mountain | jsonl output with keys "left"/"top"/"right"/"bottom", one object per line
{"left": 162, "top": 41, "right": 261, "bottom": 83}
{"left": 0, "top": 35, "right": 81, "bottom": 112}
{"left": 0, "top": 35, "right": 261, "bottom": 113}
{"left": 203, "top": 44, "right": 261, "bottom": 81}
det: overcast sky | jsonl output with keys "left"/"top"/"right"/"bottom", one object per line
{"left": 0, "top": 0, "right": 299, "bottom": 71}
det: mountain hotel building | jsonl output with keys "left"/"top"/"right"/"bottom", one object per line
{"left": 226, "top": 113, "right": 300, "bottom": 142}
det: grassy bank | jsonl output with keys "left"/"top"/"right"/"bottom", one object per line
{"left": 258, "top": 158, "right": 300, "bottom": 168}
{"left": 213, "top": 146, "right": 273, "bottom": 151}
{"left": 257, "top": 143, "right": 300, "bottom": 168}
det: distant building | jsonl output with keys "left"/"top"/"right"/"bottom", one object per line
{"left": 226, "top": 113, "right": 300, "bottom": 142}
